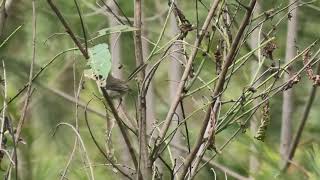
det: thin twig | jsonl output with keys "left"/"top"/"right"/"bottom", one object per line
{"left": 0, "top": 0, "right": 8, "bottom": 37}
{"left": 15, "top": 0, "right": 37, "bottom": 144}
{"left": 153, "top": 0, "right": 221, "bottom": 159}
{"left": 178, "top": 1, "right": 257, "bottom": 179}
{"left": 111, "top": 0, "right": 132, "bottom": 26}
{"left": 47, "top": 0, "right": 89, "bottom": 59}
{"left": 84, "top": 100, "right": 133, "bottom": 179}
{"left": 0, "top": 25, "right": 22, "bottom": 48}
{"left": 169, "top": 143, "right": 249, "bottom": 180}
{"left": 59, "top": 63, "right": 84, "bottom": 180}
{"left": 101, "top": 88, "right": 139, "bottom": 171}
{"left": 53, "top": 123, "right": 95, "bottom": 180}
{"left": 73, "top": 0, "right": 88, "bottom": 53}
{"left": 99, "top": 0, "right": 125, "bottom": 25}
{"left": 134, "top": 0, "right": 151, "bottom": 179}
{"left": 0, "top": 61, "right": 7, "bottom": 151}
{"left": 0, "top": 48, "right": 77, "bottom": 111}
{"left": 282, "top": 62, "right": 320, "bottom": 171}
{"left": 7, "top": 2, "right": 36, "bottom": 177}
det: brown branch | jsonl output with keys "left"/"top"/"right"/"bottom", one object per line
{"left": 45, "top": 1, "right": 140, "bottom": 174}
{"left": 84, "top": 101, "right": 133, "bottom": 179}
{"left": 178, "top": 1, "right": 257, "bottom": 179}
{"left": 4, "top": 1, "right": 37, "bottom": 178}
{"left": 99, "top": 0, "right": 126, "bottom": 25}
{"left": 0, "top": 48, "right": 76, "bottom": 112}
{"left": 280, "top": 0, "right": 298, "bottom": 164}
{"left": 154, "top": 0, "right": 221, "bottom": 159}
{"left": 282, "top": 62, "right": 320, "bottom": 171}
{"left": 39, "top": 83, "right": 138, "bottom": 132}
{"left": 188, "top": 99, "right": 220, "bottom": 179}
{"left": 0, "top": 0, "right": 7, "bottom": 37}
{"left": 101, "top": 88, "right": 138, "bottom": 171}
{"left": 15, "top": 0, "right": 36, "bottom": 144}
{"left": 47, "top": 0, "right": 138, "bottom": 170}
{"left": 47, "top": 0, "right": 89, "bottom": 59}
{"left": 0, "top": 0, "right": 14, "bottom": 37}
{"left": 134, "top": 0, "right": 151, "bottom": 179}
{"left": 73, "top": 0, "right": 87, "bottom": 53}
{"left": 170, "top": 143, "right": 249, "bottom": 180}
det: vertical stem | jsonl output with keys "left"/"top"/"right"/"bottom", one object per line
{"left": 282, "top": 62, "right": 320, "bottom": 171}
{"left": 134, "top": 0, "right": 151, "bottom": 179}
{"left": 157, "top": 0, "right": 221, "bottom": 152}
{"left": 0, "top": 0, "right": 14, "bottom": 37}
{"left": 178, "top": 0, "right": 257, "bottom": 179}
{"left": 249, "top": 2, "right": 261, "bottom": 176}
{"left": 280, "top": 0, "right": 298, "bottom": 166}
{"left": 101, "top": 88, "right": 138, "bottom": 169}
{"left": 15, "top": 0, "right": 37, "bottom": 145}
{"left": 108, "top": 0, "right": 123, "bottom": 79}
{"left": 168, "top": 2, "right": 185, "bottom": 176}
{"left": 0, "top": 0, "right": 7, "bottom": 37}
{"left": 47, "top": 0, "right": 89, "bottom": 59}
{"left": 0, "top": 62, "right": 7, "bottom": 151}
{"left": 107, "top": 0, "right": 131, "bottom": 166}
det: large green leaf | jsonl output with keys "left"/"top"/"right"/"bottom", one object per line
{"left": 84, "top": 43, "right": 112, "bottom": 87}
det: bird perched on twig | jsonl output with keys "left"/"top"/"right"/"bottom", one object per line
{"left": 102, "top": 75, "right": 129, "bottom": 99}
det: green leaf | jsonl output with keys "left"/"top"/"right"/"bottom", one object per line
{"left": 85, "top": 43, "right": 112, "bottom": 86}
{"left": 97, "top": 25, "right": 138, "bottom": 36}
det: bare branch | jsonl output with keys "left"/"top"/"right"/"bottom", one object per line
{"left": 282, "top": 61, "right": 320, "bottom": 171}
{"left": 101, "top": 88, "right": 139, "bottom": 172}
{"left": 178, "top": 0, "right": 257, "bottom": 179}
{"left": 47, "top": 0, "right": 89, "bottom": 59}
{"left": 15, "top": 0, "right": 37, "bottom": 144}
{"left": 134, "top": 0, "right": 151, "bottom": 179}
{"left": 154, "top": 0, "right": 221, "bottom": 159}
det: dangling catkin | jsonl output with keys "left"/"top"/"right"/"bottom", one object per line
{"left": 255, "top": 99, "right": 270, "bottom": 141}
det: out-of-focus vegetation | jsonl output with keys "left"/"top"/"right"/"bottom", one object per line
{"left": 0, "top": 0, "right": 319, "bottom": 179}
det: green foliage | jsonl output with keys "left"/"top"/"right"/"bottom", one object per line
{"left": 84, "top": 43, "right": 112, "bottom": 86}
{"left": 306, "top": 144, "right": 320, "bottom": 178}
{"left": 0, "top": 0, "right": 320, "bottom": 179}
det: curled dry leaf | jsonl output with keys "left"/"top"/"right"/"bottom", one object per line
{"left": 302, "top": 49, "right": 320, "bottom": 86}
{"left": 283, "top": 74, "right": 300, "bottom": 91}
{"left": 214, "top": 41, "right": 223, "bottom": 75}
{"left": 313, "top": 75, "right": 320, "bottom": 86}
{"left": 262, "top": 40, "right": 277, "bottom": 60}
{"left": 303, "top": 50, "right": 314, "bottom": 80}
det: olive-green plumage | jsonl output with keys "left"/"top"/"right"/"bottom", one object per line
{"left": 103, "top": 75, "right": 129, "bottom": 98}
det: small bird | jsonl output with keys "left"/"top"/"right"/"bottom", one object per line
{"left": 102, "top": 75, "right": 129, "bottom": 99}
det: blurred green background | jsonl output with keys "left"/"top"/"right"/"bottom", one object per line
{"left": 0, "top": 0, "right": 320, "bottom": 179}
